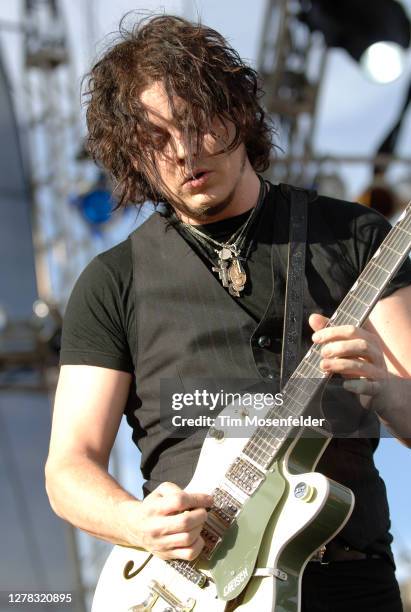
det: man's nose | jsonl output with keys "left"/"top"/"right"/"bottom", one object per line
{"left": 172, "top": 131, "right": 188, "bottom": 161}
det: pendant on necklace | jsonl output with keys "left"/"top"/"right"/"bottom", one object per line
{"left": 212, "top": 260, "right": 229, "bottom": 287}
{"left": 228, "top": 258, "right": 247, "bottom": 296}
{"left": 218, "top": 246, "right": 234, "bottom": 261}
{"left": 213, "top": 246, "right": 246, "bottom": 296}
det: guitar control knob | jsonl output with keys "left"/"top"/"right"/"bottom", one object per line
{"left": 209, "top": 427, "right": 224, "bottom": 440}
{"left": 294, "top": 482, "right": 315, "bottom": 502}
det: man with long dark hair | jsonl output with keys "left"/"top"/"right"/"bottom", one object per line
{"left": 45, "top": 14, "right": 411, "bottom": 611}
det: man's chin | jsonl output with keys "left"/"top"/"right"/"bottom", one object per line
{"left": 172, "top": 190, "right": 236, "bottom": 223}
{"left": 193, "top": 200, "right": 231, "bottom": 220}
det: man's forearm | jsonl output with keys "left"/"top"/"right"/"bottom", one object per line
{"left": 45, "top": 455, "right": 141, "bottom": 547}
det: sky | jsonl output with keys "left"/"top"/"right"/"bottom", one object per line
{"left": 1, "top": 0, "right": 411, "bottom": 585}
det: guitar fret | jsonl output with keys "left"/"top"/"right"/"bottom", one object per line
{"left": 247, "top": 437, "right": 274, "bottom": 457}
{"left": 243, "top": 435, "right": 282, "bottom": 464}
{"left": 334, "top": 308, "right": 359, "bottom": 323}
{"left": 384, "top": 244, "right": 402, "bottom": 255}
{"left": 242, "top": 441, "right": 270, "bottom": 462}
{"left": 288, "top": 377, "right": 314, "bottom": 394}
{"left": 309, "top": 346, "right": 322, "bottom": 356}
{"left": 362, "top": 279, "right": 379, "bottom": 291}
{"left": 290, "top": 377, "right": 322, "bottom": 393}
{"left": 247, "top": 435, "right": 277, "bottom": 453}
{"left": 349, "top": 294, "right": 369, "bottom": 307}
{"left": 296, "top": 361, "right": 323, "bottom": 378}
{"left": 369, "top": 260, "right": 390, "bottom": 274}
{"left": 284, "top": 381, "right": 310, "bottom": 404}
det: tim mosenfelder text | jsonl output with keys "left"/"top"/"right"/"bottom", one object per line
{"left": 171, "top": 415, "right": 326, "bottom": 428}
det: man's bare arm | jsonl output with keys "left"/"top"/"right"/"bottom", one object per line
{"left": 45, "top": 365, "right": 138, "bottom": 544}
{"left": 45, "top": 365, "right": 212, "bottom": 560}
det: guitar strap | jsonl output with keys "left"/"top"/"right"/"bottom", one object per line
{"left": 279, "top": 184, "right": 310, "bottom": 388}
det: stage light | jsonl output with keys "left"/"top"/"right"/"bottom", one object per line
{"left": 361, "top": 42, "right": 405, "bottom": 84}
{"left": 33, "top": 299, "right": 50, "bottom": 319}
{"left": 71, "top": 171, "right": 115, "bottom": 228}
{"left": 77, "top": 189, "right": 113, "bottom": 225}
{"left": 32, "top": 300, "right": 62, "bottom": 354}
{"left": 299, "top": 0, "right": 410, "bottom": 83}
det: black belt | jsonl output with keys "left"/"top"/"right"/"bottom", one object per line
{"left": 310, "top": 540, "right": 383, "bottom": 564}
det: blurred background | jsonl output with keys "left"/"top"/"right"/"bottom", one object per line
{"left": 0, "top": 1, "right": 411, "bottom": 610}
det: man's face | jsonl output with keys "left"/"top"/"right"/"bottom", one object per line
{"left": 140, "top": 81, "right": 250, "bottom": 223}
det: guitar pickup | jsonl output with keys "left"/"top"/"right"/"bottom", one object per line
{"left": 211, "top": 487, "right": 242, "bottom": 528}
{"left": 201, "top": 524, "right": 223, "bottom": 560}
{"left": 225, "top": 457, "right": 265, "bottom": 495}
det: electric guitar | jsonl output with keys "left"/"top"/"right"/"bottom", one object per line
{"left": 92, "top": 203, "right": 411, "bottom": 612}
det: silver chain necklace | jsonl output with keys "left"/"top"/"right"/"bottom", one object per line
{"left": 181, "top": 177, "right": 267, "bottom": 296}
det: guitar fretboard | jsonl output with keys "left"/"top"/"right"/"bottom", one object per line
{"left": 242, "top": 203, "right": 411, "bottom": 468}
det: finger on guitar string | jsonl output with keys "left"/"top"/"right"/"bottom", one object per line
{"left": 319, "top": 337, "right": 386, "bottom": 368}
{"left": 309, "top": 314, "right": 388, "bottom": 379}
{"left": 135, "top": 505, "right": 207, "bottom": 534}
{"left": 312, "top": 323, "right": 384, "bottom": 357}
{"left": 122, "top": 482, "right": 212, "bottom": 560}
{"left": 319, "top": 356, "right": 386, "bottom": 380}
{"left": 153, "top": 482, "right": 213, "bottom": 516}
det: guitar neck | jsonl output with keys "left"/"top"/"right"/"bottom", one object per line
{"left": 242, "top": 203, "right": 411, "bottom": 468}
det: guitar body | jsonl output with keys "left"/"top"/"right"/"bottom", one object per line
{"left": 92, "top": 401, "right": 354, "bottom": 612}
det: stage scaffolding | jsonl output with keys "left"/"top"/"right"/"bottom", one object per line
{"left": 257, "top": 0, "right": 411, "bottom": 207}
{"left": 0, "top": 2, "right": 122, "bottom": 609}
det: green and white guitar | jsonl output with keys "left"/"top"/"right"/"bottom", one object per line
{"left": 92, "top": 203, "right": 411, "bottom": 612}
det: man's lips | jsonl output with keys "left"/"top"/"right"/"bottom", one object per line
{"left": 182, "top": 171, "right": 212, "bottom": 189}
{"left": 182, "top": 169, "right": 210, "bottom": 185}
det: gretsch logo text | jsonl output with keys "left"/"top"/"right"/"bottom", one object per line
{"left": 223, "top": 568, "right": 249, "bottom": 596}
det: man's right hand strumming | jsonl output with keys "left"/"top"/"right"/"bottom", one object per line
{"left": 120, "top": 482, "right": 213, "bottom": 561}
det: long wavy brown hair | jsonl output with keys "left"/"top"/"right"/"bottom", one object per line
{"left": 83, "top": 13, "right": 275, "bottom": 208}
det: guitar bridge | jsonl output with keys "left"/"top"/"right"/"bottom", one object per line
{"left": 167, "top": 560, "right": 207, "bottom": 587}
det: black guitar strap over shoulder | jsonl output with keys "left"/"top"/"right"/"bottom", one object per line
{"left": 279, "top": 184, "right": 310, "bottom": 388}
